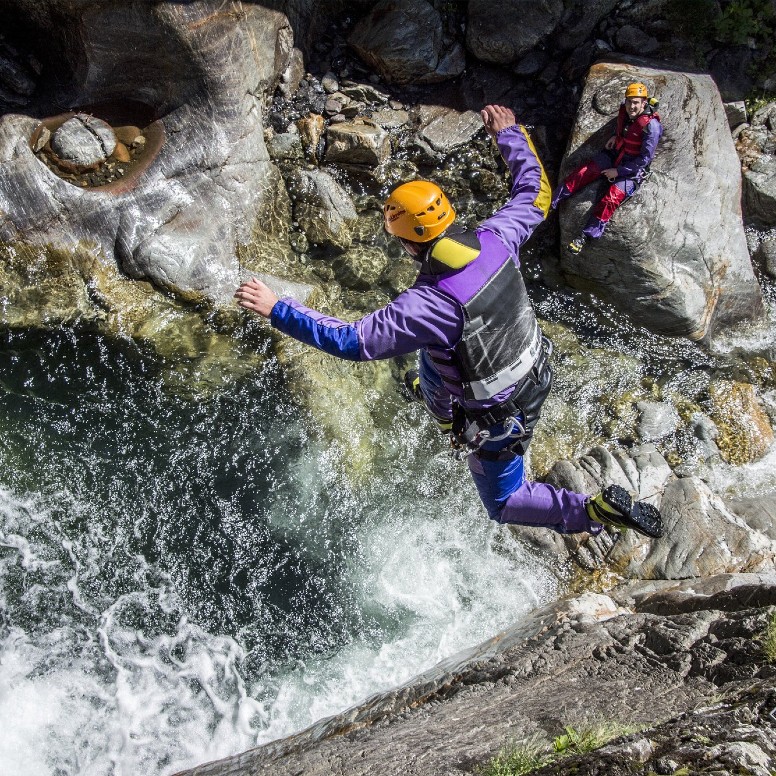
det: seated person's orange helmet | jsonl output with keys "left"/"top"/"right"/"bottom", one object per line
{"left": 383, "top": 180, "right": 456, "bottom": 242}
{"left": 624, "top": 82, "right": 648, "bottom": 98}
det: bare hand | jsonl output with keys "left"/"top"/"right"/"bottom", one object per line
{"left": 481, "top": 104, "right": 517, "bottom": 138}
{"left": 605, "top": 136, "right": 617, "bottom": 151}
{"left": 234, "top": 278, "right": 279, "bottom": 318}
{"left": 602, "top": 167, "right": 618, "bottom": 182}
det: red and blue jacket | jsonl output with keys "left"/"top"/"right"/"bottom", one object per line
{"left": 613, "top": 102, "right": 662, "bottom": 179}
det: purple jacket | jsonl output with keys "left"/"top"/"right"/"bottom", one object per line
{"left": 271, "top": 125, "right": 550, "bottom": 419}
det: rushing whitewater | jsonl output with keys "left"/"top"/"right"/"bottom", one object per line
{"left": 0, "top": 333, "right": 559, "bottom": 776}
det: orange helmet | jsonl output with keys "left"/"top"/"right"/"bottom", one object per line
{"left": 625, "top": 82, "right": 648, "bottom": 98}
{"left": 383, "top": 180, "right": 455, "bottom": 242}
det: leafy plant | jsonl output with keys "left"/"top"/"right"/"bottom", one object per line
{"left": 479, "top": 722, "right": 641, "bottom": 776}
{"left": 553, "top": 723, "right": 635, "bottom": 755}
{"left": 478, "top": 736, "right": 550, "bottom": 776}
{"left": 714, "top": 0, "right": 776, "bottom": 44}
{"left": 764, "top": 609, "right": 776, "bottom": 662}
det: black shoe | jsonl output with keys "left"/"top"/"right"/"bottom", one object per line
{"left": 403, "top": 369, "right": 423, "bottom": 403}
{"left": 567, "top": 235, "right": 586, "bottom": 255}
{"left": 586, "top": 484, "right": 664, "bottom": 539}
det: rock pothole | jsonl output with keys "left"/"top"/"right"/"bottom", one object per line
{"left": 30, "top": 103, "right": 164, "bottom": 190}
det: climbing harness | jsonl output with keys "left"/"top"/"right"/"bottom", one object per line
{"left": 448, "top": 337, "right": 553, "bottom": 460}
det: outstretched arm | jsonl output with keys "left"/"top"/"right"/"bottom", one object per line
{"left": 478, "top": 105, "right": 552, "bottom": 259}
{"left": 235, "top": 279, "right": 462, "bottom": 363}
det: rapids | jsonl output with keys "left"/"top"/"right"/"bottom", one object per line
{"left": 0, "top": 275, "right": 774, "bottom": 776}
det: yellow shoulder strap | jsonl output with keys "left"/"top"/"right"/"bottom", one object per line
{"left": 519, "top": 126, "right": 552, "bottom": 218}
{"left": 430, "top": 236, "right": 481, "bottom": 269}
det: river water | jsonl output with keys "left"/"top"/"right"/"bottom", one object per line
{"left": 1, "top": 276, "right": 774, "bottom": 776}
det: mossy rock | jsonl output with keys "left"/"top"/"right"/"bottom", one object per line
{"left": 0, "top": 240, "right": 267, "bottom": 395}
{"left": 707, "top": 379, "right": 774, "bottom": 464}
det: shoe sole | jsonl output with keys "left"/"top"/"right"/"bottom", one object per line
{"left": 598, "top": 484, "right": 664, "bottom": 539}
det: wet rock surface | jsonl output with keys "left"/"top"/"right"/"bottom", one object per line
{"left": 172, "top": 575, "right": 776, "bottom": 776}
{"left": 1, "top": 1, "right": 297, "bottom": 305}
{"left": 520, "top": 444, "right": 776, "bottom": 579}
{"left": 738, "top": 100, "right": 776, "bottom": 228}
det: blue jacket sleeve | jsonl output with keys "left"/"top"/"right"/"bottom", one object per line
{"left": 271, "top": 299, "right": 362, "bottom": 361}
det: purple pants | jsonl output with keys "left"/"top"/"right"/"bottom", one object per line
{"left": 419, "top": 351, "right": 600, "bottom": 535}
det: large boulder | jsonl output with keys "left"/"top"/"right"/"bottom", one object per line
{"left": 0, "top": 1, "right": 297, "bottom": 305}
{"left": 466, "top": 0, "right": 563, "bottom": 65}
{"left": 737, "top": 100, "right": 776, "bottom": 227}
{"left": 555, "top": 0, "right": 619, "bottom": 51}
{"left": 557, "top": 60, "right": 763, "bottom": 342}
{"left": 348, "top": 0, "right": 465, "bottom": 85}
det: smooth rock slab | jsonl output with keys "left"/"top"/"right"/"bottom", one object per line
{"left": 521, "top": 444, "right": 776, "bottom": 579}
{"left": 172, "top": 576, "right": 776, "bottom": 776}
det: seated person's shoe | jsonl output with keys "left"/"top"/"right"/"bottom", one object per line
{"left": 586, "top": 484, "right": 664, "bottom": 539}
{"left": 567, "top": 235, "right": 587, "bottom": 254}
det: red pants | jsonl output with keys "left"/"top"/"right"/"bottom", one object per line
{"left": 558, "top": 152, "right": 635, "bottom": 238}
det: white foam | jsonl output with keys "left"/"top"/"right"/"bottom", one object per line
{"left": 0, "top": 438, "right": 558, "bottom": 776}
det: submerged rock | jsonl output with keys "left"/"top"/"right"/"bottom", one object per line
{"left": 287, "top": 168, "right": 358, "bottom": 251}
{"left": 557, "top": 59, "right": 763, "bottom": 342}
{"left": 296, "top": 113, "right": 327, "bottom": 163}
{"left": 707, "top": 379, "right": 774, "bottom": 464}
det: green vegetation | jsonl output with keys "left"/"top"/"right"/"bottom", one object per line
{"left": 714, "top": 0, "right": 776, "bottom": 45}
{"left": 667, "top": 0, "right": 776, "bottom": 82}
{"left": 478, "top": 736, "right": 549, "bottom": 776}
{"left": 764, "top": 610, "right": 776, "bottom": 662}
{"left": 478, "top": 723, "right": 641, "bottom": 776}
